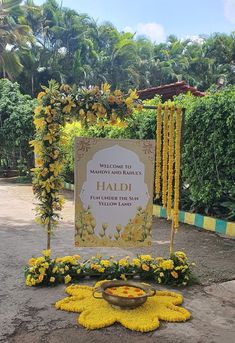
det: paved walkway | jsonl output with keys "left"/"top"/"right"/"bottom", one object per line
{"left": 0, "top": 179, "right": 234, "bottom": 343}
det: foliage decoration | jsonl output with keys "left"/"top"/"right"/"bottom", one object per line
{"left": 55, "top": 280, "right": 190, "bottom": 332}
{"left": 24, "top": 251, "right": 196, "bottom": 287}
{"left": 31, "top": 81, "right": 141, "bottom": 249}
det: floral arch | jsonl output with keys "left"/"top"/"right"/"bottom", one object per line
{"left": 30, "top": 80, "right": 182, "bottom": 252}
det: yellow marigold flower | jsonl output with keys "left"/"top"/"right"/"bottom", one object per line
{"left": 31, "top": 278, "right": 36, "bottom": 286}
{"left": 160, "top": 260, "right": 174, "bottom": 270}
{"left": 76, "top": 269, "right": 81, "bottom": 274}
{"left": 43, "top": 133, "right": 54, "bottom": 144}
{"left": 91, "top": 263, "right": 99, "bottom": 270}
{"left": 97, "top": 267, "right": 105, "bottom": 273}
{"left": 101, "top": 260, "right": 110, "bottom": 267}
{"left": 171, "top": 271, "right": 178, "bottom": 279}
{"left": 129, "top": 89, "right": 138, "bottom": 100}
{"left": 60, "top": 268, "right": 65, "bottom": 274}
{"left": 108, "top": 95, "right": 115, "bottom": 104}
{"left": 136, "top": 103, "right": 143, "bottom": 111}
{"left": 65, "top": 266, "right": 69, "bottom": 271}
{"left": 52, "top": 267, "right": 58, "bottom": 273}
{"left": 142, "top": 264, "right": 150, "bottom": 272}
{"left": 35, "top": 257, "right": 45, "bottom": 265}
{"left": 125, "top": 97, "right": 133, "bottom": 107}
{"left": 50, "top": 277, "right": 55, "bottom": 283}
{"left": 39, "top": 267, "right": 45, "bottom": 275}
{"left": 73, "top": 255, "right": 80, "bottom": 260}
{"left": 139, "top": 255, "right": 153, "bottom": 261}
{"left": 175, "top": 251, "right": 187, "bottom": 259}
{"left": 37, "top": 92, "right": 45, "bottom": 100}
{"left": 28, "top": 258, "right": 36, "bottom": 266}
{"left": 44, "top": 106, "right": 51, "bottom": 115}
{"left": 64, "top": 275, "right": 71, "bottom": 284}
{"left": 120, "top": 274, "right": 127, "bottom": 280}
{"left": 34, "top": 117, "right": 45, "bottom": 130}
{"left": 25, "top": 275, "right": 32, "bottom": 286}
{"left": 118, "top": 259, "right": 128, "bottom": 267}
{"left": 38, "top": 274, "right": 44, "bottom": 282}
{"left": 42, "top": 262, "right": 49, "bottom": 269}
{"left": 35, "top": 157, "right": 43, "bottom": 167}
{"left": 42, "top": 249, "right": 51, "bottom": 257}
{"left": 132, "top": 258, "right": 141, "bottom": 268}
{"left": 114, "top": 89, "right": 122, "bottom": 96}
{"left": 102, "top": 82, "right": 111, "bottom": 93}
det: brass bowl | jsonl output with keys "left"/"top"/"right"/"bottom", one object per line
{"left": 93, "top": 280, "right": 156, "bottom": 309}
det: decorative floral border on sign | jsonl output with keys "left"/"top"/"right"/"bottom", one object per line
{"left": 75, "top": 138, "right": 98, "bottom": 162}
{"left": 136, "top": 140, "right": 155, "bottom": 161}
{"left": 75, "top": 202, "right": 152, "bottom": 247}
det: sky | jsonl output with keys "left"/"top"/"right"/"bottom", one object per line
{"left": 35, "top": 0, "right": 235, "bottom": 42}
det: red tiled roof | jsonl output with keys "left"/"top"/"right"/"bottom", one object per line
{"left": 137, "top": 81, "right": 205, "bottom": 101}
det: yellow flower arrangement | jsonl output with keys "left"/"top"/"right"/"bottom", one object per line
{"left": 24, "top": 251, "right": 196, "bottom": 287}
{"left": 55, "top": 281, "right": 190, "bottom": 332}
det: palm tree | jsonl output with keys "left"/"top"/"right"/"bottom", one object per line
{"left": 0, "top": 0, "right": 32, "bottom": 79}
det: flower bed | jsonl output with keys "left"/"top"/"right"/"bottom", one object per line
{"left": 24, "top": 251, "right": 197, "bottom": 287}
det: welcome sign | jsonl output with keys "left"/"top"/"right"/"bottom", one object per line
{"left": 74, "top": 138, "right": 155, "bottom": 247}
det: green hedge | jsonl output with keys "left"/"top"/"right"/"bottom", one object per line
{"left": 176, "top": 87, "right": 235, "bottom": 220}
{"left": 0, "top": 79, "right": 35, "bottom": 172}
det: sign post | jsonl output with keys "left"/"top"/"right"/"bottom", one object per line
{"left": 75, "top": 138, "right": 155, "bottom": 247}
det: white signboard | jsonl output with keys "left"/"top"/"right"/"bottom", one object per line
{"left": 75, "top": 138, "right": 155, "bottom": 247}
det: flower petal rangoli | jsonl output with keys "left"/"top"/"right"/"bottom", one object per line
{"left": 55, "top": 282, "right": 191, "bottom": 332}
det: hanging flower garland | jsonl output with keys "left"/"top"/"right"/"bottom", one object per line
{"left": 162, "top": 105, "right": 169, "bottom": 208}
{"left": 173, "top": 107, "right": 182, "bottom": 229}
{"left": 167, "top": 104, "right": 175, "bottom": 219}
{"left": 31, "top": 81, "right": 141, "bottom": 249}
{"left": 155, "top": 104, "right": 162, "bottom": 198}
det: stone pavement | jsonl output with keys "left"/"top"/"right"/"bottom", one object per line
{"left": 0, "top": 179, "right": 234, "bottom": 343}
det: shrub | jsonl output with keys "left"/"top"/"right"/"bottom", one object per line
{"left": 0, "top": 79, "right": 35, "bottom": 171}
{"left": 176, "top": 87, "right": 235, "bottom": 220}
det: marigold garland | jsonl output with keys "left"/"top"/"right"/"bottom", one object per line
{"left": 173, "top": 107, "right": 182, "bottom": 229}
{"left": 167, "top": 105, "right": 175, "bottom": 219}
{"left": 162, "top": 105, "right": 169, "bottom": 208}
{"left": 55, "top": 281, "right": 190, "bottom": 332}
{"left": 155, "top": 104, "right": 162, "bottom": 198}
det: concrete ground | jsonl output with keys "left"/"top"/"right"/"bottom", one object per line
{"left": 0, "top": 179, "right": 234, "bottom": 343}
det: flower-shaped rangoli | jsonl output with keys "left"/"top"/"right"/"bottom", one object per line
{"left": 55, "top": 281, "right": 190, "bottom": 332}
